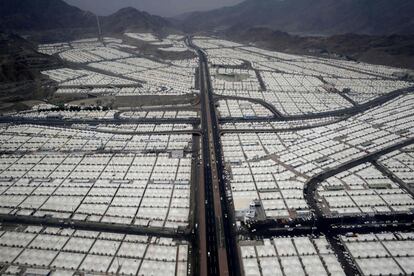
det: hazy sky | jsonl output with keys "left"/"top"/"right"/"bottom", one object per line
{"left": 64, "top": 0, "right": 244, "bottom": 17}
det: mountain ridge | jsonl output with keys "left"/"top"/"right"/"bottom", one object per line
{"left": 0, "top": 0, "right": 173, "bottom": 35}
{"left": 222, "top": 26, "right": 414, "bottom": 70}
{"left": 179, "top": 0, "right": 414, "bottom": 36}
{"left": 102, "top": 7, "right": 171, "bottom": 33}
{"left": 0, "top": 0, "right": 95, "bottom": 30}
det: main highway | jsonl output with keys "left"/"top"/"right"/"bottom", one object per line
{"left": 186, "top": 37, "right": 240, "bottom": 276}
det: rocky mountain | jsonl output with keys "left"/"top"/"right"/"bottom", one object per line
{"left": 0, "top": 0, "right": 95, "bottom": 31}
{"left": 180, "top": 0, "right": 414, "bottom": 36}
{"left": 0, "top": 32, "right": 61, "bottom": 83}
{"left": 0, "top": 32, "right": 62, "bottom": 113}
{"left": 224, "top": 26, "right": 414, "bottom": 70}
{"left": 0, "top": 0, "right": 172, "bottom": 35}
{"left": 101, "top": 7, "right": 171, "bottom": 33}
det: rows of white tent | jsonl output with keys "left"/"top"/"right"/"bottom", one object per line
{"left": 211, "top": 68, "right": 354, "bottom": 116}
{"left": 43, "top": 68, "right": 137, "bottom": 87}
{"left": 222, "top": 94, "right": 414, "bottom": 220}
{"left": 255, "top": 57, "right": 403, "bottom": 80}
{"left": 120, "top": 110, "right": 198, "bottom": 120}
{"left": 125, "top": 32, "right": 189, "bottom": 52}
{"left": 379, "top": 145, "right": 414, "bottom": 193}
{"left": 217, "top": 99, "right": 273, "bottom": 118}
{"left": 59, "top": 46, "right": 131, "bottom": 64}
{"left": 10, "top": 108, "right": 193, "bottom": 125}
{"left": 240, "top": 236, "right": 345, "bottom": 276}
{"left": 54, "top": 85, "right": 191, "bottom": 96}
{"left": 0, "top": 122, "right": 194, "bottom": 228}
{"left": 0, "top": 153, "right": 191, "bottom": 227}
{"left": 317, "top": 162, "right": 414, "bottom": 216}
{"left": 192, "top": 37, "right": 412, "bottom": 118}
{"left": 168, "top": 58, "right": 199, "bottom": 69}
{"left": 220, "top": 117, "right": 338, "bottom": 130}
{"left": 192, "top": 37, "right": 242, "bottom": 49}
{"left": 324, "top": 77, "right": 411, "bottom": 104}
{"left": 38, "top": 38, "right": 122, "bottom": 56}
{"left": 85, "top": 57, "right": 197, "bottom": 94}
{"left": 210, "top": 67, "right": 355, "bottom": 116}
{"left": 193, "top": 37, "right": 408, "bottom": 79}
{"left": 14, "top": 110, "right": 116, "bottom": 120}
{"left": 222, "top": 132, "right": 310, "bottom": 219}
{"left": 86, "top": 123, "right": 194, "bottom": 133}
{"left": 88, "top": 57, "right": 166, "bottom": 75}
{"left": 0, "top": 226, "right": 188, "bottom": 276}
{"left": 125, "top": 32, "right": 158, "bottom": 42}
{"left": 0, "top": 125, "right": 192, "bottom": 152}
{"left": 38, "top": 36, "right": 198, "bottom": 97}
{"left": 340, "top": 232, "right": 414, "bottom": 276}
{"left": 209, "top": 57, "right": 245, "bottom": 67}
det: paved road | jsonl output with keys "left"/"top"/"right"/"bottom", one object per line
{"left": 244, "top": 137, "right": 414, "bottom": 239}
{"left": 70, "top": 126, "right": 202, "bottom": 136}
{"left": 219, "top": 117, "right": 345, "bottom": 134}
{"left": 187, "top": 36, "right": 241, "bottom": 276}
{"left": 217, "top": 94, "right": 283, "bottom": 118}
{"left": 248, "top": 213, "right": 414, "bottom": 237}
{"left": 0, "top": 214, "right": 190, "bottom": 239}
{"left": 199, "top": 43, "right": 229, "bottom": 276}
{"left": 63, "top": 59, "right": 145, "bottom": 85}
{"left": 187, "top": 36, "right": 219, "bottom": 276}
{"left": 304, "top": 137, "right": 414, "bottom": 218}
{"left": 187, "top": 37, "right": 414, "bottom": 276}
{"left": 192, "top": 134, "right": 208, "bottom": 276}
{"left": 239, "top": 46, "right": 400, "bottom": 81}
{"left": 0, "top": 116, "right": 200, "bottom": 126}
{"left": 218, "top": 85, "right": 414, "bottom": 122}
{"left": 279, "top": 85, "right": 414, "bottom": 121}
{"left": 58, "top": 83, "right": 143, "bottom": 89}
{"left": 373, "top": 159, "right": 414, "bottom": 197}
